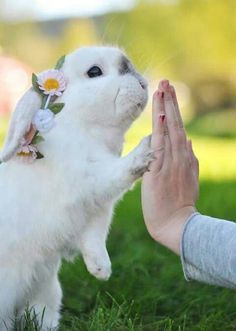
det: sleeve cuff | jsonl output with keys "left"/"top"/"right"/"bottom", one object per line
{"left": 180, "top": 212, "right": 200, "bottom": 281}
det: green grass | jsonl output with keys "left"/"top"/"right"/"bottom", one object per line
{"left": 56, "top": 181, "right": 236, "bottom": 331}
{"left": 1, "top": 113, "right": 236, "bottom": 330}
{"left": 11, "top": 181, "right": 236, "bottom": 330}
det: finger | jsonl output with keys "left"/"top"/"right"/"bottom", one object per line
{"left": 162, "top": 131, "right": 172, "bottom": 173}
{"left": 159, "top": 81, "right": 184, "bottom": 129}
{"left": 159, "top": 80, "right": 187, "bottom": 160}
{"left": 150, "top": 84, "right": 172, "bottom": 171}
{"left": 169, "top": 85, "right": 184, "bottom": 128}
{"left": 164, "top": 91, "right": 187, "bottom": 155}
{"left": 149, "top": 91, "right": 166, "bottom": 172}
{"left": 187, "top": 140, "right": 199, "bottom": 178}
{"left": 159, "top": 80, "right": 179, "bottom": 131}
{"left": 151, "top": 90, "right": 166, "bottom": 146}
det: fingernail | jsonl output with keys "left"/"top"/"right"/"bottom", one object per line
{"left": 159, "top": 114, "right": 165, "bottom": 123}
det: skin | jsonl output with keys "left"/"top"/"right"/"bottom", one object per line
{"left": 142, "top": 80, "right": 199, "bottom": 254}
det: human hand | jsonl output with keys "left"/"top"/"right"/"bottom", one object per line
{"left": 141, "top": 80, "right": 199, "bottom": 254}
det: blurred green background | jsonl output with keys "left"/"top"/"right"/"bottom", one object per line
{"left": 0, "top": 0, "right": 236, "bottom": 180}
{"left": 1, "top": 0, "right": 236, "bottom": 330}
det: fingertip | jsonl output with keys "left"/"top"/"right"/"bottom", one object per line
{"left": 158, "top": 79, "right": 170, "bottom": 91}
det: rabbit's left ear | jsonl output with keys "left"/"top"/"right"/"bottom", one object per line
{"left": 1, "top": 88, "right": 41, "bottom": 162}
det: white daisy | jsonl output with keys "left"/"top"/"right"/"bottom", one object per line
{"left": 17, "top": 140, "right": 38, "bottom": 162}
{"left": 37, "top": 69, "right": 66, "bottom": 97}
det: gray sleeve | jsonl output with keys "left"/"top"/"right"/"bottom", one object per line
{"left": 180, "top": 213, "right": 236, "bottom": 289}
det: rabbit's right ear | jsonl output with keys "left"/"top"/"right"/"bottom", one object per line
{"left": 1, "top": 88, "right": 41, "bottom": 162}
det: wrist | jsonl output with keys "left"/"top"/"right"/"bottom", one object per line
{"left": 151, "top": 206, "right": 197, "bottom": 255}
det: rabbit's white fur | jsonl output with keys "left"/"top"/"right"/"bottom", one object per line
{"left": 0, "top": 46, "right": 153, "bottom": 330}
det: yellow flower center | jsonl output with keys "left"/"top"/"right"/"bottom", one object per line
{"left": 17, "top": 151, "right": 31, "bottom": 157}
{"left": 43, "top": 78, "right": 59, "bottom": 91}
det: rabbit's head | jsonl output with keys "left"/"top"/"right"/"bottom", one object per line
{"left": 60, "top": 46, "right": 148, "bottom": 129}
{"left": 1, "top": 46, "right": 148, "bottom": 162}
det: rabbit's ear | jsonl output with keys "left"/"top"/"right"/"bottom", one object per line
{"left": 1, "top": 88, "right": 41, "bottom": 162}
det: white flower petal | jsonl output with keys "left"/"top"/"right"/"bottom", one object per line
{"left": 22, "top": 146, "right": 30, "bottom": 153}
{"left": 36, "top": 69, "right": 66, "bottom": 97}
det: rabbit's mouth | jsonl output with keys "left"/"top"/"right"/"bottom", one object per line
{"left": 128, "top": 101, "right": 146, "bottom": 120}
{"left": 114, "top": 79, "right": 148, "bottom": 121}
{"left": 114, "top": 87, "right": 121, "bottom": 104}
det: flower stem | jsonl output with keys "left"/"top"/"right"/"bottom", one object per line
{"left": 44, "top": 95, "right": 51, "bottom": 109}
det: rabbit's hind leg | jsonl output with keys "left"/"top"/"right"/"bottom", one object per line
{"left": 0, "top": 316, "right": 14, "bottom": 331}
{"left": 26, "top": 274, "right": 62, "bottom": 331}
{"left": 0, "top": 312, "right": 14, "bottom": 331}
{"left": 0, "top": 285, "right": 16, "bottom": 331}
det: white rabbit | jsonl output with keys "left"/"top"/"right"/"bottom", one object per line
{"left": 0, "top": 46, "right": 154, "bottom": 330}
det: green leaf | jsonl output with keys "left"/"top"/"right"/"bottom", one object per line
{"left": 36, "top": 151, "right": 44, "bottom": 159}
{"left": 31, "top": 134, "right": 45, "bottom": 145}
{"left": 48, "top": 103, "right": 65, "bottom": 115}
{"left": 32, "top": 73, "right": 42, "bottom": 95}
{"left": 55, "top": 55, "right": 65, "bottom": 70}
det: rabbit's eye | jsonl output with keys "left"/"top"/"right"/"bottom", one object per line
{"left": 87, "top": 66, "right": 103, "bottom": 78}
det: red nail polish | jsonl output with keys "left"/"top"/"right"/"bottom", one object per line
{"left": 159, "top": 114, "right": 165, "bottom": 123}
{"left": 157, "top": 91, "right": 164, "bottom": 99}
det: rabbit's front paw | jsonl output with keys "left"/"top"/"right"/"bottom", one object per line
{"left": 130, "top": 135, "right": 155, "bottom": 178}
{"left": 83, "top": 251, "right": 112, "bottom": 281}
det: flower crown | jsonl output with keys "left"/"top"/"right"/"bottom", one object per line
{"left": 17, "top": 55, "right": 66, "bottom": 161}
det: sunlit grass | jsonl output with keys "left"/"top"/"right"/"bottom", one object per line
{"left": 1, "top": 111, "right": 236, "bottom": 181}
{"left": 60, "top": 181, "right": 236, "bottom": 331}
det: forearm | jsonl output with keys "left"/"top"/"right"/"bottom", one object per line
{"left": 96, "top": 136, "right": 154, "bottom": 200}
{"left": 181, "top": 213, "right": 236, "bottom": 289}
